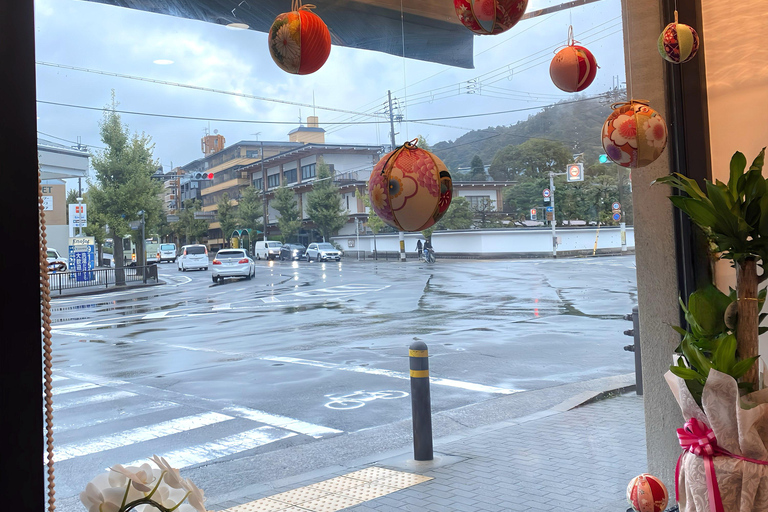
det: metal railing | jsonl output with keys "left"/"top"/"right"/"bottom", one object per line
{"left": 48, "top": 265, "right": 158, "bottom": 295}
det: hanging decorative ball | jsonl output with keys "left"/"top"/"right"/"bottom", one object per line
{"left": 268, "top": 1, "right": 331, "bottom": 75}
{"left": 658, "top": 10, "right": 699, "bottom": 64}
{"left": 454, "top": 0, "right": 528, "bottom": 35}
{"left": 549, "top": 27, "right": 598, "bottom": 92}
{"left": 601, "top": 100, "right": 668, "bottom": 168}
{"left": 626, "top": 474, "right": 668, "bottom": 512}
{"left": 368, "top": 140, "right": 453, "bottom": 232}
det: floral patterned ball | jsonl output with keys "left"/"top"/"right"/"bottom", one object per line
{"left": 549, "top": 44, "right": 598, "bottom": 92}
{"left": 453, "top": 0, "right": 528, "bottom": 35}
{"left": 658, "top": 20, "right": 699, "bottom": 64}
{"left": 626, "top": 474, "right": 668, "bottom": 512}
{"left": 602, "top": 101, "right": 667, "bottom": 168}
{"left": 268, "top": 4, "right": 331, "bottom": 75}
{"left": 368, "top": 141, "right": 453, "bottom": 232}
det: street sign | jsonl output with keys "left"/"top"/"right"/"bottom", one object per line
{"left": 612, "top": 202, "right": 621, "bottom": 211}
{"left": 69, "top": 203, "right": 87, "bottom": 228}
{"left": 543, "top": 188, "right": 551, "bottom": 198}
{"left": 530, "top": 208, "right": 537, "bottom": 221}
{"left": 194, "top": 211, "right": 216, "bottom": 219}
{"left": 546, "top": 212, "right": 553, "bottom": 221}
{"left": 129, "top": 220, "right": 141, "bottom": 230}
{"left": 613, "top": 212, "right": 622, "bottom": 221}
{"left": 546, "top": 206, "right": 554, "bottom": 213}
{"left": 166, "top": 215, "right": 180, "bottom": 222}
{"left": 566, "top": 163, "right": 584, "bottom": 182}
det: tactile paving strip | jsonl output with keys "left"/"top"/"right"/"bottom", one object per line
{"left": 224, "top": 467, "right": 433, "bottom": 512}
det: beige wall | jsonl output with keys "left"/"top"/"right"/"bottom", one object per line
{"left": 703, "top": 0, "right": 768, "bottom": 360}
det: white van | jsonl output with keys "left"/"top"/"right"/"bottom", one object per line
{"left": 159, "top": 243, "right": 177, "bottom": 263}
{"left": 254, "top": 240, "right": 283, "bottom": 260}
{"left": 177, "top": 244, "right": 209, "bottom": 271}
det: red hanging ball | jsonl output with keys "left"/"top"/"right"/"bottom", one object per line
{"left": 454, "top": 0, "right": 528, "bottom": 35}
{"left": 550, "top": 44, "right": 598, "bottom": 92}
{"left": 268, "top": 3, "right": 331, "bottom": 75}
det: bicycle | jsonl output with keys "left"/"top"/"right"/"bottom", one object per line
{"left": 424, "top": 248, "right": 436, "bottom": 264}
{"left": 324, "top": 390, "right": 409, "bottom": 410}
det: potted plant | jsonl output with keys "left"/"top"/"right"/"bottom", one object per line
{"left": 654, "top": 148, "right": 768, "bottom": 511}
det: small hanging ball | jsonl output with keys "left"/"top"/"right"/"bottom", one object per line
{"left": 454, "top": 0, "right": 528, "bottom": 35}
{"left": 602, "top": 101, "right": 668, "bottom": 168}
{"left": 268, "top": 6, "right": 331, "bottom": 75}
{"left": 626, "top": 474, "right": 668, "bottom": 512}
{"left": 368, "top": 141, "right": 453, "bottom": 232}
{"left": 549, "top": 45, "right": 598, "bottom": 92}
{"left": 658, "top": 20, "right": 699, "bottom": 64}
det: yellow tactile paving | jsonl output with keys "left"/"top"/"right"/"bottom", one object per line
{"left": 224, "top": 467, "right": 433, "bottom": 512}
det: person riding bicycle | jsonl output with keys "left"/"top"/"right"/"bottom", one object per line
{"left": 423, "top": 239, "right": 433, "bottom": 261}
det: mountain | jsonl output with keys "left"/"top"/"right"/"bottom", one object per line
{"left": 431, "top": 90, "right": 623, "bottom": 172}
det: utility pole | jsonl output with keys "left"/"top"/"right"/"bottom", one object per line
{"left": 388, "top": 90, "right": 406, "bottom": 262}
{"left": 261, "top": 141, "right": 267, "bottom": 242}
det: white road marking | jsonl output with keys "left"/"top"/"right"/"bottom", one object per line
{"left": 52, "top": 382, "right": 100, "bottom": 395}
{"left": 213, "top": 303, "right": 232, "bottom": 310}
{"left": 53, "top": 411, "right": 232, "bottom": 462}
{"left": 260, "top": 356, "right": 522, "bottom": 395}
{"left": 50, "top": 375, "right": 69, "bottom": 382}
{"left": 223, "top": 406, "right": 342, "bottom": 438}
{"left": 143, "top": 311, "right": 170, "bottom": 319}
{"left": 122, "top": 427, "right": 297, "bottom": 469}
{"left": 54, "top": 391, "right": 138, "bottom": 411}
{"left": 54, "top": 401, "right": 180, "bottom": 433}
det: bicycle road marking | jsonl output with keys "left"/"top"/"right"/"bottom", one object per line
{"left": 324, "top": 390, "right": 410, "bottom": 410}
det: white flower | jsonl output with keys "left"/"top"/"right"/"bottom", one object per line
{"left": 273, "top": 24, "right": 301, "bottom": 68}
{"left": 610, "top": 114, "right": 638, "bottom": 148}
{"left": 110, "top": 463, "right": 156, "bottom": 492}
{"left": 183, "top": 478, "right": 206, "bottom": 512}
{"left": 643, "top": 114, "right": 667, "bottom": 148}
{"left": 80, "top": 482, "right": 121, "bottom": 512}
{"left": 152, "top": 486, "right": 178, "bottom": 509}
{"left": 151, "top": 455, "right": 185, "bottom": 489}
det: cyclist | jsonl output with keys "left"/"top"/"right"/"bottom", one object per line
{"left": 423, "top": 239, "right": 435, "bottom": 263}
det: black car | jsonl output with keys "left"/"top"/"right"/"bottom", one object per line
{"left": 279, "top": 244, "right": 306, "bottom": 261}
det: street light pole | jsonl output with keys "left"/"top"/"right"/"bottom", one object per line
{"left": 138, "top": 210, "right": 146, "bottom": 283}
{"left": 261, "top": 141, "right": 267, "bottom": 242}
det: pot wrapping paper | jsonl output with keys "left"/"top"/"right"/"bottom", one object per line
{"left": 368, "top": 141, "right": 453, "bottom": 232}
{"left": 665, "top": 369, "right": 768, "bottom": 511}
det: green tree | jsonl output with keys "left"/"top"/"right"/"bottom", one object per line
{"left": 306, "top": 163, "right": 347, "bottom": 241}
{"left": 489, "top": 139, "right": 572, "bottom": 181}
{"left": 471, "top": 197, "right": 501, "bottom": 228}
{"left": 469, "top": 155, "right": 486, "bottom": 181}
{"left": 435, "top": 196, "right": 473, "bottom": 230}
{"left": 88, "top": 92, "right": 163, "bottom": 282}
{"left": 237, "top": 185, "right": 264, "bottom": 247}
{"left": 178, "top": 199, "right": 208, "bottom": 244}
{"left": 416, "top": 135, "right": 431, "bottom": 151}
{"left": 217, "top": 192, "right": 238, "bottom": 247}
{"left": 272, "top": 186, "right": 302, "bottom": 243}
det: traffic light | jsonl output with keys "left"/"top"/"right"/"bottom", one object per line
{"left": 566, "top": 163, "right": 584, "bottom": 182}
{"left": 598, "top": 154, "right": 609, "bottom": 164}
{"left": 193, "top": 172, "right": 214, "bottom": 180}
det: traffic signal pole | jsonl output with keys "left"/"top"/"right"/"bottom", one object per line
{"left": 549, "top": 172, "right": 557, "bottom": 257}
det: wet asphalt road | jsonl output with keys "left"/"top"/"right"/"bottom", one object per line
{"left": 48, "top": 255, "right": 637, "bottom": 506}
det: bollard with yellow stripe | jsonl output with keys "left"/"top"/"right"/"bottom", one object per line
{"left": 409, "top": 341, "right": 433, "bottom": 461}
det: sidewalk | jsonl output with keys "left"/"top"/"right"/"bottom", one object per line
{"left": 211, "top": 391, "right": 647, "bottom": 512}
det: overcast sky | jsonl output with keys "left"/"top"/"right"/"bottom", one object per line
{"left": 34, "top": 0, "right": 625, "bottom": 188}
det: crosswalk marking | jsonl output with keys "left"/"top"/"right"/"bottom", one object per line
{"left": 52, "top": 382, "right": 100, "bottom": 395}
{"left": 224, "top": 406, "right": 342, "bottom": 439}
{"left": 123, "top": 427, "right": 297, "bottom": 469}
{"left": 54, "top": 411, "right": 232, "bottom": 462}
{"left": 54, "top": 401, "right": 180, "bottom": 433}
{"left": 54, "top": 391, "right": 138, "bottom": 411}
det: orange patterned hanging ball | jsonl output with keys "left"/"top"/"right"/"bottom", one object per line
{"left": 550, "top": 28, "right": 598, "bottom": 92}
{"left": 626, "top": 474, "right": 668, "bottom": 512}
{"left": 602, "top": 101, "right": 668, "bottom": 169}
{"left": 454, "top": 0, "right": 528, "bottom": 35}
{"left": 268, "top": 1, "right": 331, "bottom": 75}
{"left": 368, "top": 140, "right": 453, "bottom": 232}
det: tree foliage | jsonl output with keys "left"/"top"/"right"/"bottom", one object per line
{"left": 356, "top": 188, "right": 385, "bottom": 234}
{"left": 178, "top": 199, "right": 209, "bottom": 244}
{"left": 489, "top": 139, "right": 572, "bottom": 181}
{"left": 217, "top": 192, "right": 238, "bottom": 246}
{"left": 470, "top": 155, "right": 485, "bottom": 181}
{"left": 435, "top": 196, "right": 473, "bottom": 230}
{"left": 237, "top": 185, "right": 264, "bottom": 241}
{"left": 306, "top": 163, "right": 347, "bottom": 241}
{"left": 272, "top": 186, "right": 302, "bottom": 243}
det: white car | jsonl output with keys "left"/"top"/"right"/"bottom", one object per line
{"left": 254, "top": 240, "right": 283, "bottom": 260}
{"left": 305, "top": 242, "right": 342, "bottom": 262}
{"left": 159, "top": 243, "right": 177, "bottom": 263}
{"left": 177, "top": 244, "right": 208, "bottom": 271}
{"left": 211, "top": 249, "right": 255, "bottom": 283}
{"left": 47, "top": 248, "right": 67, "bottom": 272}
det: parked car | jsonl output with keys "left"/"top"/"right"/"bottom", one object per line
{"left": 47, "top": 248, "right": 67, "bottom": 272}
{"left": 211, "top": 249, "right": 255, "bottom": 283}
{"left": 279, "top": 244, "right": 306, "bottom": 261}
{"left": 177, "top": 244, "right": 208, "bottom": 271}
{"left": 159, "top": 243, "right": 177, "bottom": 263}
{"left": 254, "top": 240, "right": 283, "bottom": 260}
{"left": 305, "top": 242, "right": 343, "bottom": 262}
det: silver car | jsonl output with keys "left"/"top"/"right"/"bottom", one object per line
{"left": 305, "top": 242, "right": 342, "bottom": 262}
{"left": 47, "top": 248, "right": 68, "bottom": 272}
{"left": 177, "top": 244, "right": 208, "bottom": 271}
{"left": 211, "top": 249, "right": 255, "bottom": 283}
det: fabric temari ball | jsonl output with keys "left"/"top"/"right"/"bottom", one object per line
{"left": 602, "top": 101, "right": 667, "bottom": 168}
{"left": 453, "top": 0, "right": 528, "bottom": 35}
{"left": 658, "top": 19, "right": 699, "bottom": 64}
{"left": 626, "top": 474, "right": 668, "bottom": 512}
{"left": 550, "top": 44, "right": 598, "bottom": 92}
{"left": 368, "top": 140, "right": 453, "bottom": 232}
{"left": 268, "top": 3, "right": 331, "bottom": 75}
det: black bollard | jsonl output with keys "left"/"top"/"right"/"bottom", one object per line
{"left": 409, "top": 341, "right": 433, "bottom": 461}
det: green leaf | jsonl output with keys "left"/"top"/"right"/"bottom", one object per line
{"left": 730, "top": 356, "right": 759, "bottom": 379}
{"left": 670, "top": 365, "right": 707, "bottom": 382}
{"left": 669, "top": 196, "right": 719, "bottom": 229}
{"left": 748, "top": 148, "right": 765, "bottom": 173}
{"left": 686, "top": 285, "right": 733, "bottom": 337}
{"left": 712, "top": 334, "right": 737, "bottom": 373}
{"left": 729, "top": 151, "right": 747, "bottom": 198}
{"left": 681, "top": 337, "right": 712, "bottom": 375}
{"left": 671, "top": 325, "right": 688, "bottom": 336}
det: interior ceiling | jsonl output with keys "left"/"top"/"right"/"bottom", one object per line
{"left": 82, "top": 0, "right": 477, "bottom": 68}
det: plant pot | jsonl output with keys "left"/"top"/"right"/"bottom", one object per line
{"left": 666, "top": 369, "right": 768, "bottom": 511}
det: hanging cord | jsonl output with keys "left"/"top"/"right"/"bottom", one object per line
{"left": 39, "top": 163, "right": 57, "bottom": 512}
{"left": 291, "top": 0, "right": 316, "bottom": 11}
